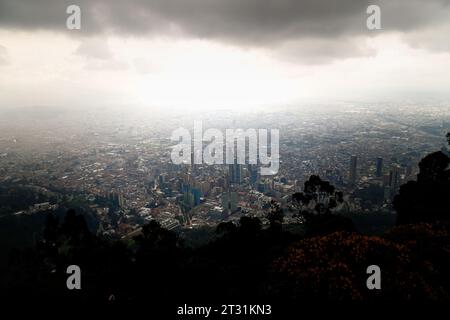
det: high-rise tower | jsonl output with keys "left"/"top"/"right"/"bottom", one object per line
{"left": 376, "top": 157, "right": 383, "bottom": 177}
{"left": 349, "top": 155, "right": 358, "bottom": 185}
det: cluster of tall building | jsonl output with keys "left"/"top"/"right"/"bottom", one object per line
{"left": 181, "top": 183, "right": 201, "bottom": 212}
{"left": 107, "top": 191, "right": 126, "bottom": 209}
{"left": 384, "top": 167, "right": 402, "bottom": 201}
{"left": 347, "top": 154, "right": 414, "bottom": 204}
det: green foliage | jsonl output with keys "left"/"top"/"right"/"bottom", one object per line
{"left": 273, "top": 230, "right": 449, "bottom": 300}
{"left": 2, "top": 208, "right": 449, "bottom": 302}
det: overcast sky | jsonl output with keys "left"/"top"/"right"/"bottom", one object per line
{"left": 0, "top": 0, "right": 450, "bottom": 111}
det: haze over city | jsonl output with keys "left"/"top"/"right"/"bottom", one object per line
{"left": 1, "top": 0, "right": 450, "bottom": 311}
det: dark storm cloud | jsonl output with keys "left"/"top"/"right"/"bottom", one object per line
{"left": 1, "top": 0, "right": 449, "bottom": 59}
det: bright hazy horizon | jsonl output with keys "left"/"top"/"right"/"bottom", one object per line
{"left": 1, "top": 0, "right": 450, "bottom": 112}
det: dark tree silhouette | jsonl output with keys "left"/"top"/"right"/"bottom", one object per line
{"left": 62, "top": 209, "right": 91, "bottom": 242}
{"left": 394, "top": 150, "right": 450, "bottom": 225}
{"left": 43, "top": 213, "right": 59, "bottom": 244}
{"left": 293, "top": 175, "right": 344, "bottom": 215}
{"left": 216, "top": 221, "right": 237, "bottom": 235}
{"left": 238, "top": 216, "right": 262, "bottom": 235}
{"left": 3, "top": 206, "right": 449, "bottom": 303}
{"left": 292, "top": 175, "right": 354, "bottom": 236}
{"left": 134, "top": 220, "right": 180, "bottom": 251}
{"left": 267, "top": 200, "right": 284, "bottom": 231}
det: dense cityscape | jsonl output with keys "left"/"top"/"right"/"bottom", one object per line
{"left": 1, "top": 102, "right": 449, "bottom": 239}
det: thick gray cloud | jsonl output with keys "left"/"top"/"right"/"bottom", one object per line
{"left": 275, "top": 36, "right": 377, "bottom": 64}
{"left": 75, "top": 37, "right": 113, "bottom": 59}
{"left": 1, "top": 0, "right": 449, "bottom": 61}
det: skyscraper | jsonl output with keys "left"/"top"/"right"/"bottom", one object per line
{"left": 229, "top": 192, "right": 238, "bottom": 212}
{"left": 221, "top": 192, "right": 229, "bottom": 214}
{"left": 349, "top": 155, "right": 358, "bottom": 185}
{"left": 389, "top": 168, "right": 401, "bottom": 195}
{"left": 229, "top": 163, "right": 242, "bottom": 184}
{"left": 405, "top": 164, "right": 412, "bottom": 177}
{"left": 221, "top": 191, "right": 238, "bottom": 214}
{"left": 192, "top": 188, "right": 201, "bottom": 206}
{"left": 248, "top": 164, "right": 258, "bottom": 187}
{"left": 181, "top": 184, "right": 201, "bottom": 209}
{"left": 376, "top": 157, "right": 383, "bottom": 177}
